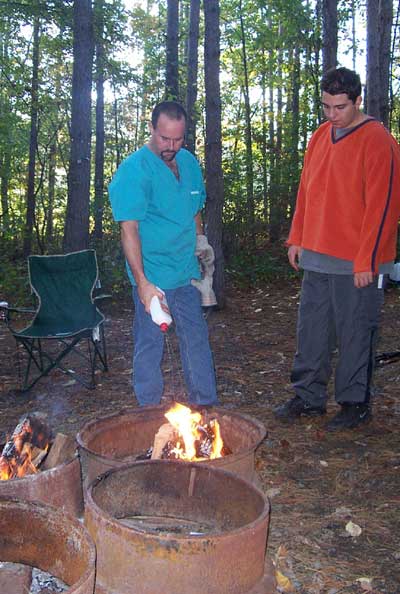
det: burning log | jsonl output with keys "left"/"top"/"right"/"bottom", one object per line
{"left": 151, "top": 423, "right": 176, "bottom": 460}
{"left": 0, "top": 414, "right": 52, "bottom": 480}
{"left": 150, "top": 403, "right": 231, "bottom": 461}
{"left": 0, "top": 414, "right": 77, "bottom": 481}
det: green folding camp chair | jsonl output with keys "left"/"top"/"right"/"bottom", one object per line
{"left": 1, "top": 249, "right": 108, "bottom": 391}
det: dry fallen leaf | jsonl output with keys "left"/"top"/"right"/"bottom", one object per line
{"left": 275, "top": 569, "right": 295, "bottom": 592}
{"left": 346, "top": 520, "right": 362, "bottom": 537}
{"left": 356, "top": 576, "right": 374, "bottom": 591}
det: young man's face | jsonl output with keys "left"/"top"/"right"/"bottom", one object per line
{"left": 322, "top": 92, "right": 362, "bottom": 129}
{"left": 149, "top": 113, "right": 186, "bottom": 161}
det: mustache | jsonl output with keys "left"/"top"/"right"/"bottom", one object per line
{"left": 161, "top": 150, "right": 177, "bottom": 162}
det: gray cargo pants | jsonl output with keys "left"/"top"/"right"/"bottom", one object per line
{"left": 291, "top": 270, "right": 384, "bottom": 406}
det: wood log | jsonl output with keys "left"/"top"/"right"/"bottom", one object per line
{"left": 42, "top": 433, "right": 77, "bottom": 470}
{"left": 151, "top": 423, "right": 176, "bottom": 459}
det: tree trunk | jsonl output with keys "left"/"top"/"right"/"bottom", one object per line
{"left": 93, "top": 0, "right": 105, "bottom": 241}
{"left": 289, "top": 47, "right": 300, "bottom": 217}
{"left": 238, "top": 0, "right": 255, "bottom": 247}
{"left": 322, "top": 0, "right": 337, "bottom": 73}
{"left": 204, "top": 0, "right": 225, "bottom": 308}
{"left": 46, "top": 138, "right": 56, "bottom": 245}
{"left": 63, "top": 0, "right": 94, "bottom": 253}
{"left": 23, "top": 15, "right": 40, "bottom": 257}
{"left": 366, "top": 0, "right": 392, "bottom": 126}
{"left": 185, "top": 0, "right": 200, "bottom": 154}
{"left": 166, "top": 0, "right": 179, "bottom": 101}
{"left": 379, "top": 0, "right": 393, "bottom": 127}
{"left": 269, "top": 43, "right": 283, "bottom": 243}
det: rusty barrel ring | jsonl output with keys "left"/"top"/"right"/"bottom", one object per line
{"left": 77, "top": 404, "right": 267, "bottom": 486}
{"left": 0, "top": 497, "right": 96, "bottom": 594}
{"left": 85, "top": 459, "right": 271, "bottom": 594}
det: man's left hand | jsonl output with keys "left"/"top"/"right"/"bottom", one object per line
{"left": 354, "top": 271, "right": 374, "bottom": 288}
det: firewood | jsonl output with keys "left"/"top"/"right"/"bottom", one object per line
{"left": 31, "top": 446, "right": 49, "bottom": 469}
{"left": 42, "top": 433, "right": 77, "bottom": 470}
{"left": 151, "top": 423, "right": 176, "bottom": 459}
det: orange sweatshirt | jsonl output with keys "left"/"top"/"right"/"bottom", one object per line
{"left": 288, "top": 119, "right": 400, "bottom": 273}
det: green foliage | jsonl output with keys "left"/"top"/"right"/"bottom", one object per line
{"left": 225, "top": 244, "right": 296, "bottom": 288}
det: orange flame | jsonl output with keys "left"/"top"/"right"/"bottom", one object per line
{"left": 164, "top": 403, "right": 224, "bottom": 461}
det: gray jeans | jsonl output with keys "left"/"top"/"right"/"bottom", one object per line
{"left": 291, "top": 271, "right": 384, "bottom": 406}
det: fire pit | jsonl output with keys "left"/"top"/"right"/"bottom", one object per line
{"left": 77, "top": 405, "right": 266, "bottom": 487}
{"left": 0, "top": 415, "right": 83, "bottom": 517}
{"left": 0, "top": 498, "right": 95, "bottom": 593}
{"left": 0, "top": 453, "right": 83, "bottom": 517}
{"left": 85, "top": 460, "right": 276, "bottom": 594}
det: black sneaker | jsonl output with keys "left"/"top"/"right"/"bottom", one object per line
{"left": 325, "top": 403, "right": 371, "bottom": 431}
{"left": 273, "top": 395, "right": 326, "bottom": 422}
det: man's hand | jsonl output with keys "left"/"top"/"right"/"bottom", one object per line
{"left": 137, "top": 281, "right": 163, "bottom": 313}
{"left": 288, "top": 245, "right": 302, "bottom": 271}
{"left": 354, "top": 271, "right": 374, "bottom": 288}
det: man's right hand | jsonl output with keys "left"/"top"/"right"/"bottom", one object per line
{"left": 137, "top": 281, "right": 163, "bottom": 313}
{"left": 288, "top": 245, "right": 302, "bottom": 271}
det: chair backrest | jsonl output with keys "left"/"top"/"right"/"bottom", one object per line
{"left": 28, "top": 250, "right": 101, "bottom": 336}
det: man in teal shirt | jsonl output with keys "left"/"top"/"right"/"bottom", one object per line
{"left": 109, "top": 101, "right": 218, "bottom": 407}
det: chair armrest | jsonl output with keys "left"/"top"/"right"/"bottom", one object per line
{"left": 94, "top": 293, "right": 112, "bottom": 302}
{"left": 0, "top": 302, "right": 36, "bottom": 323}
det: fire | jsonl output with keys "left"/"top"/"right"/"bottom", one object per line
{"left": 0, "top": 415, "right": 51, "bottom": 481}
{"left": 163, "top": 403, "right": 224, "bottom": 461}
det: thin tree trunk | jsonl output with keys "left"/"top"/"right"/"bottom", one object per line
{"left": 204, "top": 0, "right": 225, "bottom": 307}
{"left": 238, "top": 0, "right": 255, "bottom": 247}
{"left": 185, "top": 0, "right": 200, "bottom": 154}
{"left": 366, "top": 0, "right": 381, "bottom": 119}
{"left": 269, "top": 42, "right": 283, "bottom": 243}
{"left": 23, "top": 16, "right": 40, "bottom": 257}
{"left": 46, "top": 139, "right": 56, "bottom": 245}
{"left": 289, "top": 47, "right": 300, "bottom": 217}
{"left": 379, "top": 0, "right": 393, "bottom": 127}
{"left": 93, "top": 0, "right": 105, "bottom": 241}
{"left": 63, "top": 0, "right": 94, "bottom": 253}
{"left": 112, "top": 88, "right": 121, "bottom": 169}
{"left": 322, "top": 0, "right": 337, "bottom": 73}
{"left": 166, "top": 0, "right": 179, "bottom": 100}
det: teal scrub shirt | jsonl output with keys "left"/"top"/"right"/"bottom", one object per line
{"left": 109, "top": 146, "right": 205, "bottom": 289}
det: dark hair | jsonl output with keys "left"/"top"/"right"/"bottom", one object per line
{"left": 151, "top": 101, "right": 187, "bottom": 128}
{"left": 321, "top": 67, "right": 361, "bottom": 103}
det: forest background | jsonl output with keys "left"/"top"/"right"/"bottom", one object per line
{"left": 0, "top": 0, "right": 398, "bottom": 305}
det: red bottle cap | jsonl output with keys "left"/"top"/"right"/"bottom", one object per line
{"left": 160, "top": 323, "right": 169, "bottom": 333}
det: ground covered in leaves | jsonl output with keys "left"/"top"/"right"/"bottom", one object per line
{"left": 1, "top": 278, "right": 399, "bottom": 594}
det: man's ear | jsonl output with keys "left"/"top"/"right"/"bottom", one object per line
{"left": 355, "top": 95, "right": 362, "bottom": 109}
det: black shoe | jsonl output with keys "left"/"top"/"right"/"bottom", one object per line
{"left": 273, "top": 396, "right": 326, "bottom": 422}
{"left": 325, "top": 403, "right": 371, "bottom": 431}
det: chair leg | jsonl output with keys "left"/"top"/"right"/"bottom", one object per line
{"left": 14, "top": 326, "right": 107, "bottom": 392}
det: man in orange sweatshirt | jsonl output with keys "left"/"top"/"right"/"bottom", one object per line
{"left": 274, "top": 67, "right": 400, "bottom": 430}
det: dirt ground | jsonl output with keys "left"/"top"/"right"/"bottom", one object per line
{"left": 1, "top": 278, "right": 399, "bottom": 594}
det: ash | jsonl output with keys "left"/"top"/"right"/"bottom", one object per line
{"left": 30, "top": 568, "right": 67, "bottom": 593}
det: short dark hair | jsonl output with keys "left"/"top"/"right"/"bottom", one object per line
{"left": 321, "top": 67, "right": 361, "bottom": 103}
{"left": 151, "top": 101, "right": 187, "bottom": 128}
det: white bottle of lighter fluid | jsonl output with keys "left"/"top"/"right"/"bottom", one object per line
{"left": 150, "top": 290, "right": 172, "bottom": 333}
